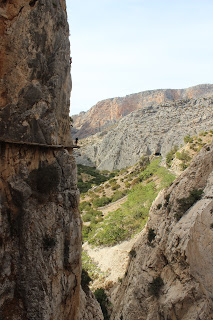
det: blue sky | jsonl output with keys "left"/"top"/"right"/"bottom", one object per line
{"left": 67, "top": 0, "right": 213, "bottom": 115}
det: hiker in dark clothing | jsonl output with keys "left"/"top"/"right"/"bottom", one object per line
{"left": 75, "top": 137, "right": 78, "bottom": 145}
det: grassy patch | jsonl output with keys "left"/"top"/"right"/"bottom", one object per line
{"left": 77, "top": 165, "right": 109, "bottom": 193}
{"left": 86, "top": 159, "right": 176, "bottom": 246}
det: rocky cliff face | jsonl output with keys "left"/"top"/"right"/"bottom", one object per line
{"left": 0, "top": 0, "right": 71, "bottom": 145}
{"left": 0, "top": 1, "right": 82, "bottom": 319}
{"left": 110, "top": 144, "right": 213, "bottom": 320}
{"left": 72, "top": 84, "right": 213, "bottom": 139}
{"left": 76, "top": 96, "right": 213, "bottom": 170}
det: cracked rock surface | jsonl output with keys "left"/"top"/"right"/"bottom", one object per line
{"left": 110, "top": 143, "right": 213, "bottom": 320}
{"left": 0, "top": 1, "right": 83, "bottom": 319}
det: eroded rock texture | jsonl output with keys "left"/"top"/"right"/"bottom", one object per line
{"left": 111, "top": 144, "right": 213, "bottom": 320}
{"left": 78, "top": 288, "right": 104, "bottom": 320}
{"left": 72, "top": 84, "right": 213, "bottom": 139}
{"left": 0, "top": 1, "right": 82, "bottom": 319}
{"left": 0, "top": 0, "right": 71, "bottom": 145}
{"left": 0, "top": 144, "right": 81, "bottom": 320}
{"left": 76, "top": 96, "right": 213, "bottom": 170}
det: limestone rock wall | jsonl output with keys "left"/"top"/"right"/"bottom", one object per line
{"left": 0, "top": 1, "right": 83, "bottom": 319}
{"left": 72, "top": 84, "right": 213, "bottom": 139}
{"left": 78, "top": 288, "right": 104, "bottom": 320}
{"left": 110, "top": 144, "right": 213, "bottom": 320}
{"left": 77, "top": 97, "right": 213, "bottom": 170}
{"left": 0, "top": 143, "right": 81, "bottom": 320}
{"left": 0, "top": 0, "right": 71, "bottom": 145}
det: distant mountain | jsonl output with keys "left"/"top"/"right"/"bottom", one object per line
{"left": 74, "top": 96, "right": 213, "bottom": 170}
{"left": 72, "top": 84, "right": 213, "bottom": 139}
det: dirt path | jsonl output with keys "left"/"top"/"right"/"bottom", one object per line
{"left": 83, "top": 231, "right": 143, "bottom": 284}
{"left": 99, "top": 195, "right": 128, "bottom": 217}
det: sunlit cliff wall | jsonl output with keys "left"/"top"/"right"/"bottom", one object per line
{"left": 0, "top": 1, "right": 82, "bottom": 319}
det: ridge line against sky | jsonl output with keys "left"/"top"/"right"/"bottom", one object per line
{"left": 67, "top": 0, "right": 213, "bottom": 115}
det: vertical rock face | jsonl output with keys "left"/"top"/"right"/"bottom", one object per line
{"left": 0, "top": 0, "right": 71, "bottom": 145}
{"left": 0, "top": 1, "right": 82, "bottom": 319}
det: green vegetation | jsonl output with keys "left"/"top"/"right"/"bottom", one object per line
{"left": 86, "top": 159, "right": 175, "bottom": 246}
{"left": 81, "top": 269, "right": 92, "bottom": 291}
{"left": 175, "top": 150, "right": 191, "bottom": 171}
{"left": 94, "top": 288, "right": 110, "bottom": 320}
{"left": 82, "top": 250, "right": 107, "bottom": 281}
{"left": 93, "top": 196, "right": 111, "bottom": 208}
{"left": 111, "top": 190, "right": 127, "bottom": 202}
{"left": 148, "top": 276, "right": 164, "bottom": 297}
{"left": 175, "top": 189, "right": 203, "bottom": 220}
{"left": 184, "top": 135, "right": 193, "bottom": 143}
{"left": 166, "top": 145, "right": 178, "bottom": 167}
{"left": 77, "top": 165, "right": 109, "bottom": 193}
{"left": 176, "top": 151, "right": 191, "bottom": 162}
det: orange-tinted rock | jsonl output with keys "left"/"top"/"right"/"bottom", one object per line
{"left": 72, "top": 84, "right": 213, "bottom": 139}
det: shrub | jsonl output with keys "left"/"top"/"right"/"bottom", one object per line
{"left": 94, "top": 288, "right": 109, "bottom": 320}
{"left": 131, "top": 177, "right": 140, "bottom": 186}
{"left": 176, "top": 151, "right": 191, "bottom": 162}
{"left": 166, "top": 145, "right": 178, "bottom": 167}
{"left": 184, "top": 135, "right": 193, "bottom": 144}
{"left": 111, "top": 183, "right": 120, "bottom": 190}
{"left": 175, "top": 189, "right": 203, "bottom": 220}
{"left": 82, "top": 225, "right": 91, "bottom": 240}
{"left": 148, "top": 228, "right": 156, "bottom": 243}
{"left": 81, "top": 269, "right": 92, "bottom": 291}
{"left": 180, "top": 162, "right": 188, "bottom": 171}
{"left": 139, "top": 155, "right": 150, "bottom": 170}
{"left": 125, "top": 182, "right": 131, "bottom": 188}
{"left": 148, "top": 276, "right": 164, "bottom": 297}
{"left": 111, "top": 191, "right": 126, "bottom": 202}
{"left": 82, "top": 213, "right": 93, "bottom": 222}
{"left": 92, "top": 197, "right": 111, "bottom": 208}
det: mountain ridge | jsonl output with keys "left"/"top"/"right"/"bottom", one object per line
{"left": 72, "top": 84, "right": 213, "bottom": 139}
{"left": 74, "top": 96, "right": 213, "bottom": 170}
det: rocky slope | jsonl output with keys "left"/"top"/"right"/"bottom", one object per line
{"left": 110, "top": 143, "right": 213, "bottom": 320}
{"left": 76, "top": 96, "right": 213, "bottom": 170}
{"left": 72, "top": 84, "right": 213, "bottom": 139}
{"left": 0, "top": 1, "right": 84, "bottom": 319}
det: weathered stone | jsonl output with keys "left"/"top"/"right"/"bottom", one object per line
{"left": 77, "top": 96, "right": 213, "bottom": 170}
{"left": 72, "top": 84, "right": 213, "bottom": 139}
{"left": 0, "top": 0, "right": 72, "bottom": 145}
{"left": 0, "top": 1, "right": 83, "bottom": 319}
{"left": 0, "top": 144, "right": 82, "bottom": 320}
{"left": 78, "top": 287, "right": 104, "bottom": 320}
{"left": 110, "top": 144, "right": 213, "bottom": 320}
